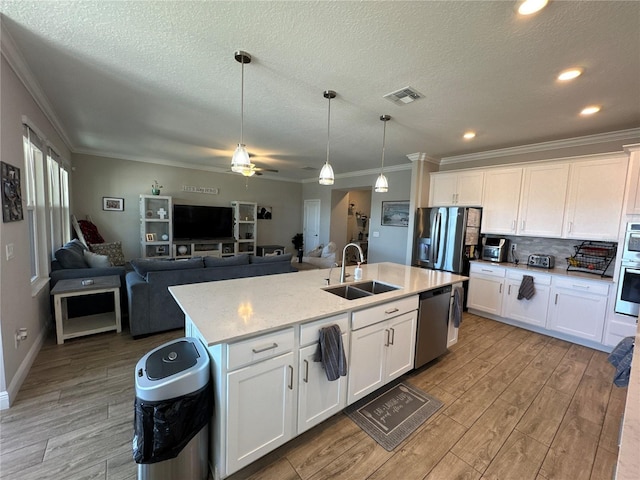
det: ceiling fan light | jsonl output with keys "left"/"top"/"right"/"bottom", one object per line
{"left": 231, "top": 143, "right": 251, "bottom": 172}
{"left": 241, "top": 163, "right": 256, "bottom": 177}
{"left": 319, "top": 162, "right": 335, "bottom": 185}
{"left": 375, "top": 173, "right": 389, "bottom": 193}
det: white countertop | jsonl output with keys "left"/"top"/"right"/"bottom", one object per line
{"left": 169, "top": 262, "right": 467, "bottom": 346}
{"left": 471, "top": 259, "right": 615, "bottom": 284}
{"left": 616, "top": 316, "right": 640, "bottom": 479}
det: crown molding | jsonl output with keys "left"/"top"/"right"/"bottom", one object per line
{"left": 1, "top": 17, "right": 74, "bottom": 151}
{"left": 441, "top": 128, "right": 640, "bottom": 165}
{"left": 406, "top": 152, "right": 440, "bottom": 165}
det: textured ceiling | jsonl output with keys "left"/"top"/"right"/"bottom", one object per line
{"left": 1, "top": 1, "right": 639, "bottom": 181}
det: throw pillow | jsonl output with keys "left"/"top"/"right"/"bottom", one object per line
{"left": 84, "top": 250, "right": 112, "bottom": 268}
{"left": 250, "top": 253, "right": 293, "bottom": 264}
{"left": 307, "top": 245, "right": 323, "bottom": 258}
{"left": 130, "top": 256, "right": 204, "bottom": 278}
{"left": 321, "top": 242, "right": 336, "bottom": 257}
{"left": 89, "top": 241, "right": 126, "bottom": 266}
{"left": 204, "top": 254, "right": 250, "bottom": 267}
{"left": 55, "top": 240, "right": 89, "bottom": 269}
{"left": 78, "top": 219, "right": 105, "bottom": 244}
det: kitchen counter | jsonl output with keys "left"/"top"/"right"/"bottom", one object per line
{"left": 471, "top": 259, "right": 615, "bottom": 284}
{"left": 616, "top": 316, "right": 640, "bottom": 479}
{"left": 169, "top": 262, "right": 466, "bottom": 346}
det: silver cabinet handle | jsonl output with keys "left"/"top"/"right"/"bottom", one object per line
{"left": 572, "top": 284, "right": 590, "bottom": 289}
{"left": 512, "top": 220, "right": 516, "bottom": 231}
{"left": 568, "top": 221, "right": 573, "bottom": 233}
{"left": 389, "top": 327, "right": 395, "bottom": 345}
{"left": 499, "top": 284, "right": 503, "bottom": 294}
{"left": 252, "top": 343, "right": 278, "bottom": 354}
{"left": 508, "top": 285, "right": 512, "bottom": 295}
{"left": 303, "top": 359, "right": 309, "bottom": 383}
{"left": 385, "top": 307, "right": 399, "bottom": 315}
{"left": 384, "top": 329, "right": 390, "bottom": 347}
{"left": 555, "top": 293, "right": 558, "bottom": 305}
{"left": 288, "top": 365, "right": 294, "bottom": 390}
{"left": 521, "top": 220, "right": 525, "bottom": 231}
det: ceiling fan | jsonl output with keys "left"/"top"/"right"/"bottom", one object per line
{"left": 226, "top": 162, "right": 279, "bottom": 176}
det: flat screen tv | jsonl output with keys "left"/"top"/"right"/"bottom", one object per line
{"left": 173, "top": 204, "right": 233, "bottom": 240}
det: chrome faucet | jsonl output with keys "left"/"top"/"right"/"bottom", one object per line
{"left": 340, "top": 243, "right": 364, "bottom": 283}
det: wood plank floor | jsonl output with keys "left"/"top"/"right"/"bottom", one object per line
{"left": 0, "top": 313, "right": 626, "bottom": 480}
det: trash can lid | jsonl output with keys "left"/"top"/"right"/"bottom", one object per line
{"left": 146, "top": 340, "right": 199, "bottom": 381}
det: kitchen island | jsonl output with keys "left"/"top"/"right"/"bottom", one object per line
{"left": 170, "top": 262, "right": 466, "bottom": 479}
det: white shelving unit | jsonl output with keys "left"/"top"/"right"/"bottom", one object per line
{"left": 231, "top": 201, "right": 257, "bottom": 255}
{"left": 140, "top": 194, "right": 172, "bottom": 258}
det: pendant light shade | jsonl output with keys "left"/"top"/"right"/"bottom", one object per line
{"left": 375, "top": 115, "right": 391, "bottom": 193}
{"left": 319, "top": 90, "right": 336, "bottom": 185}
{"left": 231, "top": 50, "right": 253, "bottom": 175}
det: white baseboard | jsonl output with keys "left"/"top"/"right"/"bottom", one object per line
{"left": 0, "top": 326, "right": 47, "bottom": 410}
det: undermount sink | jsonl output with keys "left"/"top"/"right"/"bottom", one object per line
{"left": 323, "top": 280, "right": 400, "bottom": 300}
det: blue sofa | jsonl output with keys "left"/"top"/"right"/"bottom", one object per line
{"left": 126, "top": 253, "right": 296, "bottom": 337}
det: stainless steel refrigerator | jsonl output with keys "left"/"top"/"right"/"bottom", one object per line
{"left": 412, "top": 207, "right": 482, "bottom": 275}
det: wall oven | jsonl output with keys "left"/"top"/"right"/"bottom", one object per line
{"left": 615, "top": 223, "right": 640, "bottom": 316}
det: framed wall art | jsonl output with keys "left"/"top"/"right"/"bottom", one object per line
{"left": 381, "top": 201, "right": 410, "bottom": 227}
{"left": 2, "top": 161, "right": 23, "bottom": 222}
{"left": 145, "top": 233, "right": 156, "bottom": 242}
{"left": 257, "top": 206, "right": 272, "bottom": 219}
{"left": 103, "top": 196, "right": 124, "bottom": 211}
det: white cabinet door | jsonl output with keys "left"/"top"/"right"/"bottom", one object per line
{"left": 297, "top": 335, "right": 348, "bottom": 434}
{"left": 468, "top": 264, "right": 506, "bottom": 316}
{"left": 384, "top": 311, "right": 417, "bottom": 382}
{"left": 518, "top": 163, "right": 569, "bottom": 237}
{"left": 547, "top": 280, "right": 609, "bottom": 342}
{"left": 430, "top": 172, "right": 458, "bottom": 206}
{"left": 481, "top": 168, "right": 523, "bottom": 235}
{"left": 347, "top": 321, "right": 387, "bottom": 404}
{"left": 624, "top": 147, "right": 640, "bottom": 215}
{"left": 429, "top": 171, "right": 484, "bottom": 206}
{"left": 564, "top": 156, "right": 627, "bottom": 240}
{"left": 226, "top": 352, "right": 295, "bottom": 474}
{"left": 503, "top": 278, "right": 551, "bottom": 328}
{"left": 456, "top": 171, "right": 485, "bottom": 206}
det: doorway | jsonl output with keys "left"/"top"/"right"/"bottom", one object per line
{"left": 303, "top": 199, "right": 321, "bottom": 252}
{"left": 330, "top": 188, "right": 371, "bottom": 264}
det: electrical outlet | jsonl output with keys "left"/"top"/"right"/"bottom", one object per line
{"left": 511, "top": 243, "right": 517, "bottom": 252}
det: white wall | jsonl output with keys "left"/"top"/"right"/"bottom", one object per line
{"left": 302, "top": 166, "right": 413, "bottom": 265}
{"left": 0, "top": 55, "right": 72, "bottom": 407}
{"left": 71, "top": 154, "right": 303, "bottom": 260}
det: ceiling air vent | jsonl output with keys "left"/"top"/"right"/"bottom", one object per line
{"left": 384, "top": 86, "right": 424, "bottom": 105}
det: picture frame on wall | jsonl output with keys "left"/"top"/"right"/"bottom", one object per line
{"left": 257, "top": 206, "right": 272, "bottom": 219}
{"left": 2, "top": 161, "right": 24, "bottom": 222}
{"left": 145, "top": 233, "right": 156, "bottom": 242}
{"left": 381, "top": 201, "right": 410, "bottom": 227}
{"left": 103, "top": 196, "right": 124, "bottom": 211}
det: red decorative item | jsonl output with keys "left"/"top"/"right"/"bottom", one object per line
{"left": 77, "top": 219, "right": 105, "bottom": 244}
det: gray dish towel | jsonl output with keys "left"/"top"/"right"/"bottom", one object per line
{"left": 608, "top": 336, "right": 634, "bottom": 387}
{"left": 518, "top": 275, "right": 535, "bottom": 300}
{"left": 452, "top": 285, "right": 464, "bottom": 328}
{"left": 314, "top": 324, "right": 347, "bottom": 381}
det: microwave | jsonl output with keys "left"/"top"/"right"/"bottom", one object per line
{"left": 482, "top": 237, "right": 510, "bottom": 263}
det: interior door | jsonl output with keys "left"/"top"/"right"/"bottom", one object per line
{"left": 303, "top": 199, "right": 321, "bottom": 252}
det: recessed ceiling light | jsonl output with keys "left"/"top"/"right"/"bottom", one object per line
{"left": 558, "top": 67, "right": 583, "bottom": 81}
{"left": 463, "top": 131, "right": 476, "bottom": 140}
{"left": 580, "top": 105, "right": 601, "bottom": 115}
{"left": 518, "top": 0, "right": 549, "bottom": 16}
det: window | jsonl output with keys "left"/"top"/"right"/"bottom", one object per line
{"left": 23, "top": 123, "right": 70, "bottom": 289}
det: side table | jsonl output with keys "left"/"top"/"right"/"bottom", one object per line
{"left": 50, "top": 275, "right": 122, "bottom": 345}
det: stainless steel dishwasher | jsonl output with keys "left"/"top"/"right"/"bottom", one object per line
{"left": 414, "top": 285, "right": 452, "bottom": 368}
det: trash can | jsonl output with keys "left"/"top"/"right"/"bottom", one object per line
{"left": 133, "top": 337, "right": 212, "bottom": 480}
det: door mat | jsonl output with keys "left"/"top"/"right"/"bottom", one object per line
{"left": 345, "top": 381, "right": 443, "bottom": 451}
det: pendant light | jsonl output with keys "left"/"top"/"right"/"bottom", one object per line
{"left": 319, "top": 90, "right": 336, "bottom": 185}
{"left": 231, "top": 50, "right": 253, "bottom": 175}
{"left": 374, "top": 115, "right": 391, "bottom": 193}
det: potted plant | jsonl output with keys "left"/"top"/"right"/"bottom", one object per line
{"left": 151, "top": 180, "right": 163, "bottom": 195}
{"left": 291, "top": 233, "right": 303, "bottom": 263}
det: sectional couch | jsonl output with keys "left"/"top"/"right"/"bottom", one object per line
{"left": 126, "top": 253, "right": 296, "bottom": 337}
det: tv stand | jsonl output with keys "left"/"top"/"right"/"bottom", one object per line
{"left": 173, "top": 239, "right": 236, "bottom": 259}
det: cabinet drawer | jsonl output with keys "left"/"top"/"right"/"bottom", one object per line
{"left": 300, "top": 314, "right": 349, "bottom": 347}
{"left": 352, "top": 295, "right": 418, "bottom": 331}
{"left": 470, "top": 263, "right": 506, "bottom": 278}
{"left": 506, "top": 269, "right": 552, "bottom": 285}
{"left": 228, "top": 327, "right": 295, "bottom": 370}
{"left": 553, "top": 277, "right": 610, "bottom": 296}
